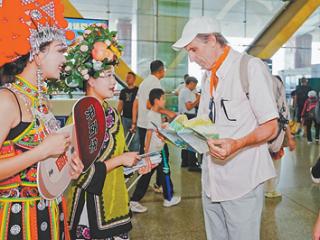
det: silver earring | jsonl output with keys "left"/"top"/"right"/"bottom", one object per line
{"left": 37, "top": 66, "right": 44, "bottom": 113}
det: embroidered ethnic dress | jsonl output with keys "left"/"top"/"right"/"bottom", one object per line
{"left": 0, "top": 77, "right": 70, "bottom": 240}
{"left": 66, "top": 103, "right": 132, "bottom": 239}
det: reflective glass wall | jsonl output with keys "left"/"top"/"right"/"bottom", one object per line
{"left": 70, "top": 0, "right": 285, "bottom": 92}
{"left": 70, "top": 0, "right": 320, "bottom": 103}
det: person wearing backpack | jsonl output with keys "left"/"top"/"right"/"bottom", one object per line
{"left": 301, "top": 90, "right": 319, "bottom": 144}
{"left": 296, "top": 78, "right": 312, "bottom": 123}
{"left": 172, "top": 16, "right": 278, "bottom": 240}
{"left": 264, "top": 76, "right": 296, "bottom": 198}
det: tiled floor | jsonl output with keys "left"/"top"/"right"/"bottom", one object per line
{"left": 129, "top": 138, "right": 320, "bottom": 240}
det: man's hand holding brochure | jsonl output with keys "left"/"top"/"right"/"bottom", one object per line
{"left": 152, "top": 114, "right": 219, "bottom": 154}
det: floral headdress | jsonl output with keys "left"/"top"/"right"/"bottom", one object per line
{"left": 62, "top": 23, "right": 123, "bottom": 88}
{"left": 0, "top": 0, "right": 75, "bottom": 67}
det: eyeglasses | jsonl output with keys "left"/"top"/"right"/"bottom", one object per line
{"left": 208, "top": 97, "right": 216, "bottom": 123}
{"left": 221, "top": 99, "right": 237, "bottom": 122}
{"left": 208, "top": 97, "right": 237, "bottom": 123}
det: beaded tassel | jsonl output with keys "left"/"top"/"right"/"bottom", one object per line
{"left": 36, "top": 66, "right": 44, "bottom": 114}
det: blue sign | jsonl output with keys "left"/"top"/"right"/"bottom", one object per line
{"left": 66, "top": 18, "right": 109, "bottom": 40}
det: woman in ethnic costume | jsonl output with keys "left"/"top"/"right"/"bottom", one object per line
{"left": 0, "top": 1, "right": 83, "bottom": 239}
{"left": 64, "top": 24, "right": 146, "bottom": 240}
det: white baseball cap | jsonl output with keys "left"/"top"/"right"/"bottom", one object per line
{"left": 172, "top": 16, "right": 221, "bottom": 51}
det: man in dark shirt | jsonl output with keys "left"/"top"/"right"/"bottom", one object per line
{"left": 118, "top": 72, "right": 139, "bottom": 151}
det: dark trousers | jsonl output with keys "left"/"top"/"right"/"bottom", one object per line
{"left": 158, "top": 144, "right": 174, "bottom": 200}
{"left": 181, "top": 113, "right": 198, "bottom": 167}
{"left": 312, "top": 158, "right": 320, "bottom": 178}
{"left": 131, "top": 128, "right": 173, "bottom": 201}
{"left": 297, "top": 105, "right": 304, "bottom": 123}
{"left": 138, "top": 127, "right": 147, "bottom": 155}
{"left": 181, "top": 149, "right": 198, "bottom": 167}
{"left": 137, "top": 127, "right": 160, "bottom": 186}
{"left": 305, "top": 118, "right": 320, "bottom": 142}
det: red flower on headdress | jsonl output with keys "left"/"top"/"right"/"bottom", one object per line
{"left": 92, "top": 42, "right": 115, "bottom": 61}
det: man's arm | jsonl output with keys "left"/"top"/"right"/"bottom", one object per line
{"left": 185, "top": 94, "right": 200, "bottom": 111}
{"left": 301, "top": 100, "right": 308, "bottom": 120}
{"left": 146, "top": 100, "right": 152, "bottom": 110}
{"left": 117, "top": 100, "right": 124, "bottom": 114}
{"left": 131, "top": 99, "right": 138, "bottom": 132}
{"left": 137, "top": 129, "right": 153, "bottom": 174}
{"left": 144, "top": 129, "right": 152, "bottom": 153}
{"left": 208, "top": 118, "right": 278, "bottom": 160}
{"left": 158, "top": 108, "right": 177, "bottom": 121}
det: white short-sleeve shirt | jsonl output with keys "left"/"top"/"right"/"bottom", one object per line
{"left": 136, "top": 75, "right": 162, "bottom": 128}
{"left": 146, "top": 110, "right": 164, "bottom": 152}
{"left": 178, "top": 87, "right": 196, "bottom": 114}
{"left": 198, "top": 48, "right": 278, "bottom": 202}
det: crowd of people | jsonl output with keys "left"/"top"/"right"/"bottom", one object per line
{"left": 0, "top": 0, "right": 319, "bottom": 239}
{"left": 289, "top": 77, "right": 320, "bottom": 190}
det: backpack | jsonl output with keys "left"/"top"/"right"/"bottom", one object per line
{"left": 240, "top": 54, "right": 289, "bottom": 153}
{"left": 304, "top": 98, "right": 317, "bottom": 121}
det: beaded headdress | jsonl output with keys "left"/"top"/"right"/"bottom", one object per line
{"left": 0, "top": 0, "right": 75, "bottom": 67}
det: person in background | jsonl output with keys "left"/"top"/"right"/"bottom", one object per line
{"left": 174, "top": 73, "right": 189, "bottom": 96}
{"left": 118, "top": 71, "right": 140, "bottom": 151}
{"left": 296, "top": 77, "right": 312, "bottom": 135}
{"left": 144, "top": 88, "right": 181, "bottom": 207}
{"left": 301, "top": 90, "right": 319, "bottom": 144}
{"left": 130, "top": 60, "right": 177, "bottom": 213}
{"left": 178, "top": 76, "right": 201, "bottom": 171}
